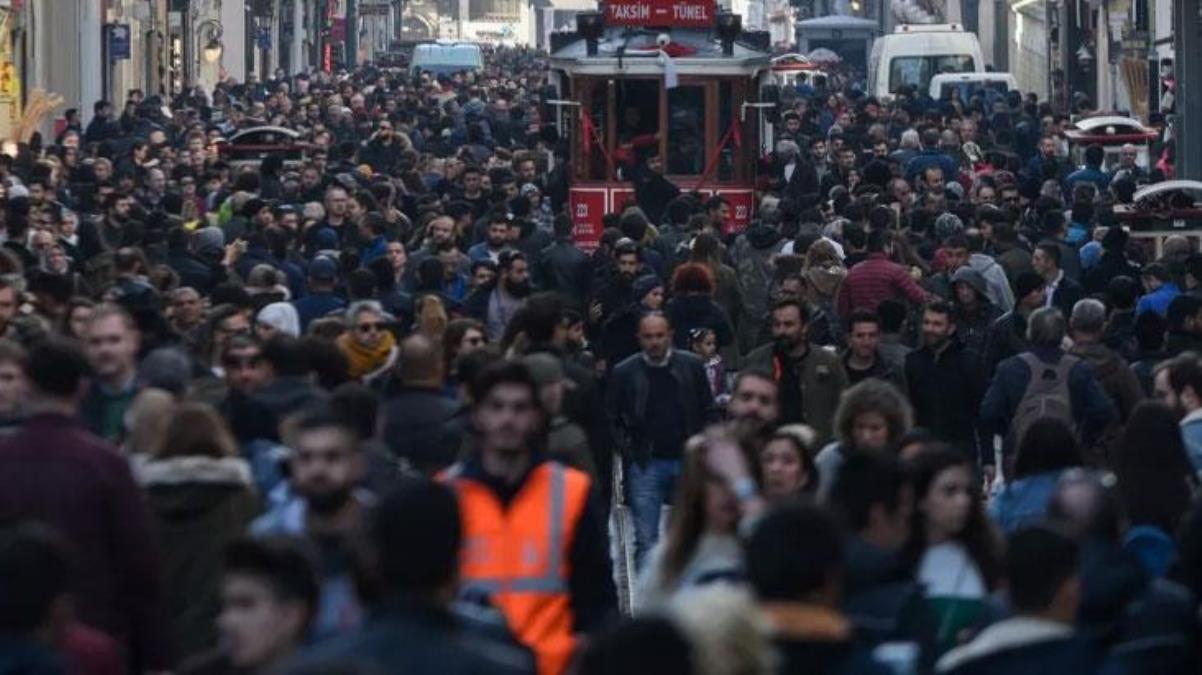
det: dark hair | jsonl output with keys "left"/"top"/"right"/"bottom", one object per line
{"left": 748, "top": 503, "right": 844, "bottom": 601}
{"left": 223, "top": 537, "right": 320, "bottom": 618}
{"left": 1014, "top": 418, "right": 1083, "bottom": 479}
{"left": 330, "top": 383, "right": 380, "bottom": 441}
{"left": 0, "top": 522, "right": 70, "bottom": 633}
{"left": 923, "top": 299, "right": 954, "bottom": 320}
{"left": 1006, "top": 525, "right": 1079, "bottom": 614}
{"left": 772, "top": 298, "right": 810, "bottom": 324}
{"left": 847, "top": 309, "right": 880, "bottom": 332}
{"left": 829, "top": 452, "right": 909, "bottom": 533}
{"left": 26, "top": 337, "right": 92, "bottom": 397}
{"left": 578, "top": 617, "right": 695, "bottom": 675}
{"left": 1113, "top": 402, "right": 1195, "bottom": 533}
{"left": 1167, "top": 295, "right": 1202, "bottom": 334}
{"left": 370, "top": 479, "right": 461, "bottom": 594}
{"left": 261, "top": 335, "right": 309, "bottom": 377}
{"left": 1035, "top": 241, "right": 1062, "bottom": 267}
{"left": 469, "top": 359, "right": 541, "bottom": 412}
{"left": 905, "top": 445, "right": 1002, "bottom": 589}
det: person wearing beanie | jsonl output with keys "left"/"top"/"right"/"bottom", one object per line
{"left": 600, "top": 274, "right": 665, "bottom": 370}
{"left": 256, "top": 302, "right": 301, "bottom": 341}
{"left": 1083, "top": 227, "right": 1141, "bottom": 296}
{"left": 985, "top": 271, "right": 1047, "bottom": 375}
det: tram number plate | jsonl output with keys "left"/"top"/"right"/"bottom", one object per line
{"left": 604, "top": 0, "right": 716, "bottom": 28}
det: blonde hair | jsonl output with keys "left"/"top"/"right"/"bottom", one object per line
{"left": 415, "top": 294, "right": 448, "bottom": 341}
{"left": 124, "top": 388, "right": 178, "bottom": 456}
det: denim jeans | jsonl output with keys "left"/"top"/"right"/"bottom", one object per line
{"left": 626, "top": 457, "right": 681, "bottom": 572}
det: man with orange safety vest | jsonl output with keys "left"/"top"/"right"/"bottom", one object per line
{"left": 442, "top": 359, "right": 617, "bottom": 675}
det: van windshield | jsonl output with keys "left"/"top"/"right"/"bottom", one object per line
{"left": 937, "top": 80, "right": 1010, "bottom": 103}
{"left": 889, "top": 55, "right": 975, "bottom": 93}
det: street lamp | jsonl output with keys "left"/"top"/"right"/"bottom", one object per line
{"left": 198, "top": 20, "right": 224, "bottom": 65}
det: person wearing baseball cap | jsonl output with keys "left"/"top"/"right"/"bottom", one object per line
{"left": 293, "top": 256, "right": 347, "bottom": 330}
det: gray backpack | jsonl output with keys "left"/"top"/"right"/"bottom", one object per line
{"left": 1011, "top": 352, "right": 1078, "bottom": 445}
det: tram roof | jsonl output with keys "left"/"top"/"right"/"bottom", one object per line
{"left": 550, "top": 28, "right": 769, "bottom": 76}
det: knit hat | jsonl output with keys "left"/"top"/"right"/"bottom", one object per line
{"left": 1013, "top": 271, "right": 1044, "bottom": 300}
{"left": 632, "top": 274, "right": 662, "bottom": 303}
{"left": 195, "top": 226, "right": 225, "bottom": 251}
{"left": 257, "top": 302, "right": 301, "bottom": 338}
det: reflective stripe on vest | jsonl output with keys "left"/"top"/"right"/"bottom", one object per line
{"left": 448, "top": 461, "right": 591, "bottom": 675}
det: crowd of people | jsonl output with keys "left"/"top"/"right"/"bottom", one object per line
{"left": 0, "top": 42, "right": 1201, "bottom": 675}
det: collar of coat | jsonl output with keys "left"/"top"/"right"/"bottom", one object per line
{"left": 935, "top": 617, "right": 1074, "bottom": 672}
{"left": 132, "top": 454, "right": 253, "bottom": 488}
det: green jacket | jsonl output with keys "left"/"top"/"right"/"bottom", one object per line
{"left": 743, "top": 343, "right": 848, "bottom": 446}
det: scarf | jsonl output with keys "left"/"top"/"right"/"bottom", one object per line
{"left": 337, "top": 330, "right": 397, "bottom": 380}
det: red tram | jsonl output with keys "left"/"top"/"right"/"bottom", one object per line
{"left": 548, "top": 2, "right": 776, "bottom": 250}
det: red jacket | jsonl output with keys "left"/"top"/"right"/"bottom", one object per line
{"left": 836, "top": 252, "right": 928, "bottom": 319}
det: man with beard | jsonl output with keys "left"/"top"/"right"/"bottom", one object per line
{"left": 445, "top": 360, "right": 616, "bottom": 675}
{"left": 1153, "top": 354, "right": 1202, "bottom": 473}
{"left": 464, "top": 249, "right": 532, "bottom": 341}
{"left": 81, "top": 305, "right": 141, "bottom": 442}
{"left": 743, "top": 299, "right": 847, "bottom": 446}
{"left": 251, "top": 405, "right": 372, "bottom": 640}
{"left": 904, "top": 301, "right": 982, "bottom": 454}
{"left": 726, "top": 369, "right": 781, "bottom": 437}
{"left": 467, "top": 211, "right": 513, "bottom": 264}
{"left": 408, "top": 215, "right": 469, "bottom": 286}
{"left": 608, "top": 314, "right": 714, "bottom": 569}
{"left": 630, "top": 153, "right": 680, "bottom": 227}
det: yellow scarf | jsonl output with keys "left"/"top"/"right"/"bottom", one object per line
{"left": 337, "top": 330, "right": 396, "bottom": 379}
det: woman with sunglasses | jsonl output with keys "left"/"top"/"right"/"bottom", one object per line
{"left": 336, "top": 300, "right": 398, "bottom": 383}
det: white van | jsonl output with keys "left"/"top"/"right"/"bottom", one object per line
{"left": 867, "top": 24, "right": 985, "bottom": 101}
{"left": 409, "top": 42, "right": 484, "bottom": 77}
{"left": 928, "top": 72, "right": 1018, "bottom": 101}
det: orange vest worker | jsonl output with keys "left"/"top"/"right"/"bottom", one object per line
{"left": 446, "top": 460, "right": 592, "bottom": 675}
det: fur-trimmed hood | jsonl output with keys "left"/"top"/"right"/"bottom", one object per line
{"left": 132, "top": 455, "right": 253, "bottom": 488}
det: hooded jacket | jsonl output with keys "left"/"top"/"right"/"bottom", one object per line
{"left": 135, "top": 455, "right": 259, "bottom": 659}
{"left": 951, "top": 267, "right": 1004, "bottom": 370}
{"left": 967, "top": 254, "right": 1015, "bottom": 312}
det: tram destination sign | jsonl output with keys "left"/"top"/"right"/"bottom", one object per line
{"left": 604, "top": 0, "right": 716, "bottom": 28}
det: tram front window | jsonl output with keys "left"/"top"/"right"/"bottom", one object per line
{"left": 615, "top": 79, "right": 663, "bottom": 168}
{"left": 668, "top": 86, "right": 706, "bottom": 175}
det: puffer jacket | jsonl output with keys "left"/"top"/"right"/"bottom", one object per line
{"left": 133, "top": 455, "right": 259, "bottom": 660}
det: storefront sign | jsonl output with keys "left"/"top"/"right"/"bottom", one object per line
{"left": 604, "top": 0, "right": 716, "bottom": 28}
{"left": 108, "top": 24, "right": 131, "bottom": 61}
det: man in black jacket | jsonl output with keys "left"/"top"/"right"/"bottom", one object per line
{"left": 537, "top": 214, "right": 590, "bottom": 309}
{"left": 607, "top": 313, "right": 714, "bottom": 568}
{"left": 381, "top": 335, "right": 461, "bottom": 475}
{"left": 905, "top": 301, "right": 983, "bottom": 454}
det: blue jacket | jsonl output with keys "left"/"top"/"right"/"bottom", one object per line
{"left": 979, "top": 347, "right": 1116, "bottom": 460}
{"left": 1136, "top": 283, "right": 1181, "bottom": 317}
{"left": 988, "top": 472, "right": 1061, "bottom": 533}
{"left": 905, "top": 149, "right": 960, "bottom": 183}
{"left": 292, "top": 291, "right": 347, "bottom": 330}
{"left": 1064, "top": 166, "right": 1112, "bottom": 194}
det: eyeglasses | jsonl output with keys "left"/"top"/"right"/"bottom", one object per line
{"left": 356, "top": 322, "right": 384, "bottom": 334}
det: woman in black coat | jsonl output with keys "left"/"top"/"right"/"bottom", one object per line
{"left": 665, "top": 262, "right": 734, "bottom": 352}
